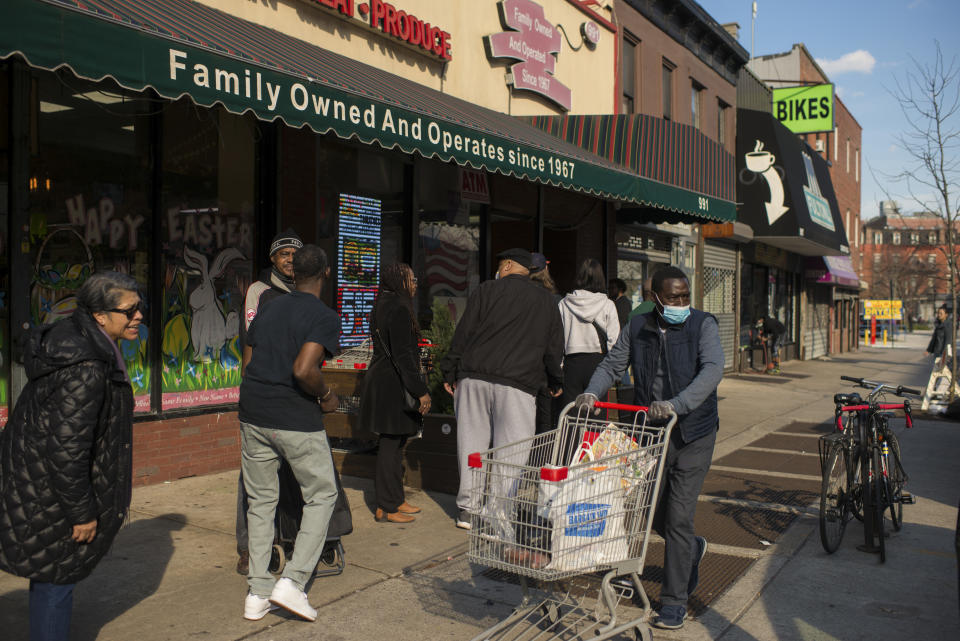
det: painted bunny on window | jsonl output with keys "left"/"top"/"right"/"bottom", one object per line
{"left": 183, "top": 246, "right": 244, "bottom": 362}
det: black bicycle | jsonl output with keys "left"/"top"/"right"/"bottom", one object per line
{"left": 818, "top": 376, "right": 918, "bottom": 561}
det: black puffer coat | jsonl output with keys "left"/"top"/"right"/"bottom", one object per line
{"left": 0, "top": 310, "right": 133, "bottom": 584}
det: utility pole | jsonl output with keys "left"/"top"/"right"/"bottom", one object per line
{"left": 751, "top": 2, "right": 757, "bottom": 60}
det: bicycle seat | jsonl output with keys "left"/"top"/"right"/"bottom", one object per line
{"left": 834, "top": 393, "right": 862, "bottom": 405}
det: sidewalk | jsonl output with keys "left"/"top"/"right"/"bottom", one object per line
{"left": 0, "top": 336, "right": 957, "bottom": 640}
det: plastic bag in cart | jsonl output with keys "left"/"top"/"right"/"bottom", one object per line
{"left": 578, "top": 427, "right": 658, "bottom": 491}
{"left": 539, "top": 463, "right": 628, "bottom": 572}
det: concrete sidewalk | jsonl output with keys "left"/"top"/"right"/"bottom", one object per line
{"left": 0, "top": 334, "right": 957, "bottom": 640}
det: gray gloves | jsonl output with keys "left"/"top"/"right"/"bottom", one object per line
{"left": 574, "top": 393, "right": 599, "bottom": 414}
{"left": 648, "top": 400, "right": 674, "bottom": 420}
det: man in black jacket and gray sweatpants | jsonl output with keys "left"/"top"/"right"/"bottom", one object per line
{"left": 440, "top": 248, "right": 563, "bottom": 537}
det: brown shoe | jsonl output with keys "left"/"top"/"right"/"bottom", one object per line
{"left": 396, "top": 502, "right": 421, "bottom": 514}
{"left": 236, "top": 550, "right": 249, "bottom": 575}
{"left": 375, "top": 508, "right": 415, "bottom": 523}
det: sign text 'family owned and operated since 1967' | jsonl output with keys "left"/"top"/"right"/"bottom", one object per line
{"left": 487, "top": 0, "right": 572, "bottom": 111}
{"left": 304, "top": 0, "right": 452, "bottom": 60}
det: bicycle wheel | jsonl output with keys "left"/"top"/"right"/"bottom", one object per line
{"left": 849, "top": 444, "right": 865, "bottom": 522}
{"left": 872, "top": 446, "right": 886, "bottom": 563}
{"left": 819, "top": 441, "right": 849, "bottom": 553}
{"left": 885, "top": 429, "right": 905, "bottom": 531}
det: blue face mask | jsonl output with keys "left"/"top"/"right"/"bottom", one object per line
{"left": 656, "top": 293, "right": 691, "bottom": 324}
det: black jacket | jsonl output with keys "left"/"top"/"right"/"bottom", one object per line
{"left": 439, "top": 274, "right": 563, "bottom": 395}
{"left": 927, "top": 315, "right": 955, "bottom": 359}
{"left": 359, "top": 293, "right": 429, "bottom": 436}
{"left": 0, "top": 311, "right": 133, "bottom": 584}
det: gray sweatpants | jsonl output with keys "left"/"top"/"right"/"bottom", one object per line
{"left": 455, "top": 378, "right": 536, "bottom": 534}
{"left": 241, "top": 422, "right": 338, "bottom": 597}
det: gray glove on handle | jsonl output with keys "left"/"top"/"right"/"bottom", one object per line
{"left": 648, "top": 400, "right": 674, "bottom": 420}
{"left": 575, "top": 393, "right": 599, "bottom": 414}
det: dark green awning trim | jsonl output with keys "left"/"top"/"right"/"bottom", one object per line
{"left": 2, "top": 0, "right": 735, "bottom": 222}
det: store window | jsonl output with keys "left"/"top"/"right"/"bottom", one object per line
{"left": 160, "top": 100, "right": 255, "bottom": 411}
{"left": 416, "top": 160, "right": 481, "bottom": 326}
{"left": 0, "top": 64, "right": 9, "bottom": 424}
{"left": 29, "top": 71, "right": 153, "bottom": 411}
{"left": 662, "top": 59, "right": 674, "bottom": 121}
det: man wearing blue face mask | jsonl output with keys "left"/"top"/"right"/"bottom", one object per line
{"left": 575, "top": 265, "right": 723, "bottom": 631}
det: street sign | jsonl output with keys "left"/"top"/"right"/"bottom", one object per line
{"left": 772, "top": 84, "right": 835, "bottom": 134}
{"left": 862, "top": 299, "right": 903, "bottom": 320}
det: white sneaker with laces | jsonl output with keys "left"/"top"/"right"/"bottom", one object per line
{"left": 269, "top": 577, "right": 317, "bottom": 622}
{"left": 243, "top": 593, "right": 278, "bottom": 621}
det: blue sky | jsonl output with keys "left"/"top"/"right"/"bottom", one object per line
{"left": 698, "top": 0, "right": 960, "bottom": 220}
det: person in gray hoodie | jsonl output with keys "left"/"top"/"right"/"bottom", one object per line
{"left": 558, "top": 259, "right": 621, "bottom": 408}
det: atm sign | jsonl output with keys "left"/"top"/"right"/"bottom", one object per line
{"left": 772, "top": 84, "right": 834, "bottom": 134}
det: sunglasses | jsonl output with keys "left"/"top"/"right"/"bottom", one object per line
{"left": 109, "top": 302, "right": 143, "bottom": 320}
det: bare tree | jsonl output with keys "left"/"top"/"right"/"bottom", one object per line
{"left": 889, "top": 41, "right": 960, "bottom": 400}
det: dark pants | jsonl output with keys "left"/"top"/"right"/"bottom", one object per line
{"left": 560, "top": 352, "right": 605, "bottom": 408}
{"left": 29, "top": 581, "right": 74, "bottom": 641}
{"left": 376, "top": 434, "right": 409, "bottom": 512}
{"left": 236, "top": 472, "right": 249, "bottom": 553}
{"left": 652, "top": 426, "right": 717, "bottom": 608}
{"left": 534, "top": 389, "right": 560, "bottom": 435}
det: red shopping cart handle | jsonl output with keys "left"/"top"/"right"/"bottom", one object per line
{"left": 593, "top": 401, "right": 649, "bottom": 412}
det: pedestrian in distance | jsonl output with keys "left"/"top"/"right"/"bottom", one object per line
{"left": 235, "top": 227, "right": 303, "bottom": 575}
{"left": 529, "top": 252, "right": 564, "bottom": 435}
{"left": 560, "top": 259, "right": 620, "bottom": 409}
{"left": 439, "top": 248, "right": 563, "bottom": 533}
{"left": 0, "top": 271, "right": 142, "bottom": 641}
{"left": 608, "top": 277, "right": 633, "bottom": 329}
{"left": 238, "top": 244, "right": 341, "bottom": 623}
{"left": 575, "top": 265, "right": 723, "bottom": 630}
{"left": 359, "top": 263, "right": 430, "bottom": 524}
{"left": 755, "top": 315, "right": 786, "bottom": 373}
{"left": 925, "top": 305, "right": 954, "bottom": 365}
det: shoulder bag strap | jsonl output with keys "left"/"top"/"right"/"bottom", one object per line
{"left": 591, "top": 320, "right": 609, "bottom": 356}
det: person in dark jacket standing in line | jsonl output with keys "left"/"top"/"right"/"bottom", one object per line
{"left": 609, "top": 277, "right": 633, "bottom": 329}
{"left": 359, "top": 263, "right": 431, "bottom": 524}
{"left": 755, "top": 315, "right": 786, "bottom": 372}
{"left": 576, "top": 266, "right": 723, "bottom": 631}
{"left": 239, "top": 244, "right": 341, "bottom": 623}
{"left": 529, "top": 252, "right": 564, "bottom": 435}
{"left": 235, "top": 228, "right": 302, "bottom": 575}
{"left": 439, "top": 248, "right": 563, "bottom": 532}
{"left": 0, "top": 271, "right": 141, "bottom": 641}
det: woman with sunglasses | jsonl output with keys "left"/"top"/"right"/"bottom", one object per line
{"left": 359, "top": 263, "right": 430, "bottom": 523}
{"left": 0, "top": 271, "right": 142, "bottom": 641}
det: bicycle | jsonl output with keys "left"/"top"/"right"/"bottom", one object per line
{"left": 818, "top": 376, "right": 918, "bottom": 561}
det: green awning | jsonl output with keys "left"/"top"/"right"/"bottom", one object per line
{"left": 2, "top": 0, "right": 736, "bottom": 222}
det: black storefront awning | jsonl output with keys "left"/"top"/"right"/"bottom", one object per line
{"left": 736, "top": 108, "right": 850, "bottom": 256}
{"left": 1, "top": 0, "right": 735, "bottom": 222}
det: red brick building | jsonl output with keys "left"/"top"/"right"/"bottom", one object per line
{"left": 861, "top": 207, "right": 958, "bottom": 322}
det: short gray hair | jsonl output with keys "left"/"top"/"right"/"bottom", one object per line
{"left": 76, "top": 271, "right": 140, "bottom": 313}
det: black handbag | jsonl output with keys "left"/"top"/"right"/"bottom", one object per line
{"left": 375, "top": 328, "right": 422, "bottom": 413}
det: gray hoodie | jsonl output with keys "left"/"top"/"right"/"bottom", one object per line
{"left": 558, "top": 290, "right": 621, "bottom": 354}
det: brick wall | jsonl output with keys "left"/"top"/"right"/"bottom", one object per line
{"left": 132, "top": 411, "right": 241, "bottom": 486}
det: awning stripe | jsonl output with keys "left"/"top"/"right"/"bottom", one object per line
{"left": 4, "top": 0, "right": 735, "bottom": 221}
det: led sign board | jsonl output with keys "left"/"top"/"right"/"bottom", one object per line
{"left": 772, "top": 84, "right": 834, "bottom": 134}
{"left": 337, "top": 193, "right": 381, "bottom": 347}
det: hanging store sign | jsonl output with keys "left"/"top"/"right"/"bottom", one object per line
{"left": 863, "top": 299, "right": 903, "bottom": 321}
{"left": 486, "top": 0, "right": 572, "bottom": 111}
{"left": 302, "top": 0, "right": 452, "bottom": 61}
{"left": 772, "top": 84, "right": 834, "bottom": 134}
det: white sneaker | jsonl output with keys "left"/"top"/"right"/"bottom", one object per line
{"left": 243, "top": 593, "right": 278, "bottom": 621}
{"left": 455, "top": 509, "right": 472, "bottom": 530}
{"left": 269, "top": 577, "right": 317, "bottom": 622}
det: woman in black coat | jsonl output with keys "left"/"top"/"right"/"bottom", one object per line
{"left": 0, "top": 271, "right": 140, "bottom": 641}
{"left": 359, "top": 263, "right": 430, "bottom": 523}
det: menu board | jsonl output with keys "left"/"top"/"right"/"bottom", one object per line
{"left": 337, "top": 193, "right": 381, "bottom": 347}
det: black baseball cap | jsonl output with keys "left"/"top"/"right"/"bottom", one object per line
{"left": 496, "top": 248, "right": 534, "bottom": 270}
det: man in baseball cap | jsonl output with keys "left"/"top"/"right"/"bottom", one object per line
{"left": 439, "top": 247, "right": 563, "bottom": 551}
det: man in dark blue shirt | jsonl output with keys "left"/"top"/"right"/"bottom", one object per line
{"left": 238, "top": 244, "right": 341, "bottom": 623}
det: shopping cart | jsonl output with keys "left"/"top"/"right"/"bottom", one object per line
{"left": 465, "top": 401, "right": 676, "bottom": 641}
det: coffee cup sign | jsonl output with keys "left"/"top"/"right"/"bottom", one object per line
{"left": 745, "top": 141, "right": 776, "bottom": 173}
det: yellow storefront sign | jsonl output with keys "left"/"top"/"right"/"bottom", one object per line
{"left": 863, "top": 299, "right": 903, "bottom": 320}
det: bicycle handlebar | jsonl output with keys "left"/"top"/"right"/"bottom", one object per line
{"left": 840, "top": 375, "right": 921, "bottom": 397}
